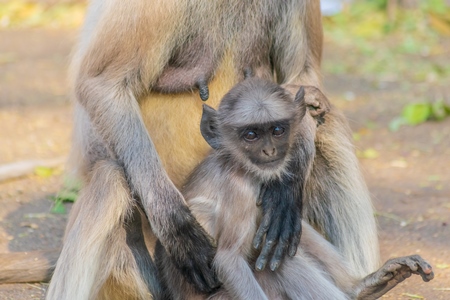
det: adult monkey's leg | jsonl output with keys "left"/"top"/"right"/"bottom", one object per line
{"left": 270, "top": 0, "right": 380, "bottom": 277}
{"left": 304, "top": 109, "right": 380, "bottom": 277}
{"left": 46, "top": 160, "right": 163, "bottom": 299}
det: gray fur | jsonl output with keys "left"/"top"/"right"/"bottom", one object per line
{"left": 46, "top": 0, "right": 379, "bottom": 298}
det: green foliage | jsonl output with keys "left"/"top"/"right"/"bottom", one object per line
{"left": 51, "top": 177, "right": 81, "bottom": 214}
{"left": 421, "top": 0, "right": 448, "bottom": 14}
{"left": 51, "top": 201, "right": 67, "bottom": 214}
{"left": 389, "top": 101, "right": 450, "bottom": 131}
{"left": 323, "top": 0, "right": 450, "bottom": 84}
{"left": 402, "top": 103, "right": 432, "bottom": 125}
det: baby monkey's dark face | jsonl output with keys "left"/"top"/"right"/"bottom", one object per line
{"left": 237, "top": 120, "right": 291, "bottom": 170}
{"left": 200, "top": 77, "right": 302, "bottom": 180}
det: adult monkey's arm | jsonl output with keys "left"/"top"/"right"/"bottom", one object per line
{"left": 72, "top": 0, "right": 218, "bottom": 292}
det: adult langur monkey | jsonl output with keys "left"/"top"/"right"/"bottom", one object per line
{"left": 43, "top": 0, "right": 379, "bottom": 299}
{"left": 155, "top": 77, "right": 434, "bottom": 300}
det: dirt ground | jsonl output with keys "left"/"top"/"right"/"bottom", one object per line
{"left": 0, "top": 29, "right": 449, "bottom": 300}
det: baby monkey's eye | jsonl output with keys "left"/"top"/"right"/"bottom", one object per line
{"left": 272, "top": 126, "right": 285, "bottom": 136}
{"left": 244, "top": 130, "right": 258, "bottom": 141}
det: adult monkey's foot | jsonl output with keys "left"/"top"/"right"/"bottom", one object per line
{"left": 355, "top": 255, "right": 434, "bottom": 300}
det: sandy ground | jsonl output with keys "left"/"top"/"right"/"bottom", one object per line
{"left": 0, "top": 29, "right": 449, "bottom": 299}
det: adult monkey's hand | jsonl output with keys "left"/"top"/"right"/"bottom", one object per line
{"left": 158, "top": 196, "right": 220, "bottom": 292}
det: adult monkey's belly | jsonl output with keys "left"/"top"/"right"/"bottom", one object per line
{"left": 140, "top": 52, "right": 241, "bottom": 188}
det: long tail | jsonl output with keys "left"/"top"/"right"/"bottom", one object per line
{"left": 0, "top": 250, "right": 59, "bottom": 283}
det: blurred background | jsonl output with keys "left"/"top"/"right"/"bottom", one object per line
{"left": 0, "top": 0, "right": 449, "bottom": 299}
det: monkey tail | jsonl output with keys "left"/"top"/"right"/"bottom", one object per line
{"left": 46, "top": 160, "right": 154, "bottom": 300}
{"left": 0, "top": 250, "right": 59, "bottom": 283}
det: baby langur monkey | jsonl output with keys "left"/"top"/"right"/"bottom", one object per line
{"left": 155, "top": 78, "right": 434, "bottom": 300}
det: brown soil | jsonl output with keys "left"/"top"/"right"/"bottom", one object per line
{"left": 0, "top": 29, "right": 449, "bottom": 300}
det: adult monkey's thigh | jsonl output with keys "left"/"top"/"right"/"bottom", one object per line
{"left": 47, "top": 159, "right": 163, "bottom": 299}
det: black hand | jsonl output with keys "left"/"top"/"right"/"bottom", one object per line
{"left": 163, "top": 205, "right": 220, "bottom": 293}
{"left": 253, "top": 170, "right": 303, "bottom": 272}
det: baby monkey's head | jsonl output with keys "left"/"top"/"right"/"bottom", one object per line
{"left": 201, "top": 77, "right": 307, "bottom": 180}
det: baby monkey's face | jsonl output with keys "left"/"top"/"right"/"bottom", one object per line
{"left": 235, "top": 120, "right": 292, "bottom": 171}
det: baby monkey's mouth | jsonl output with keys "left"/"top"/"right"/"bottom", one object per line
{"left": 256, "top": 157, "right": 285, "bottom": 169}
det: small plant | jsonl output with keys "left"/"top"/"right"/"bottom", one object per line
{"left": 389, "top": 100, "right": 450, "bottom": 131}
{"left": 51, "top": 177, "right": 81, "bottom": 214}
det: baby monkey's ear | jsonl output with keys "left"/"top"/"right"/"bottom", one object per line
{"left": 200, "top": 104, "right": 221, "bottom": 150}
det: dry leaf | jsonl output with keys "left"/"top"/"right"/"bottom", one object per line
{"left": 358, "top": 148, "right": 379, "bottom": 159}
{"left": 401, "top": 293, "right": 424, "bottom": 299}
{"left": 429, "top": 13, "right": 450, "bottom": 36}
{"left": 436, "top": 263, "right": 450, "bottom": 269}
{"left": 390, "top": 160, "right": 408, "bottom": 168}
